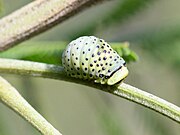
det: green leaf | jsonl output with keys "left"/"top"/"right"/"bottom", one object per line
{"left": 0, "top": 0, "right": 3, "bottom": 13}
{"left": 113, "top": 42, "right": 139, "bottom": 63}
{"left": 0, "top": 41, "right": 138, "bottom": 64}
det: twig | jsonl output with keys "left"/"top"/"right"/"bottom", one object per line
{"left": 0, "top": 76, "right": 62, "bottom": 135}
{"left": 0, "top": 58, "right": 179, "bottom": 123}
{"left": 0, "top": 0, "right": 106, "bottom": 51}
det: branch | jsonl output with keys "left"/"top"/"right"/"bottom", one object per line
{"left": 0, "top": 58, "right": 179, "bottom": 123}
{"left": 0, "top": 0, "right": 106, "bottom": 51}
{"left": 0, "top": 76, "right": 62, "bottom": 135}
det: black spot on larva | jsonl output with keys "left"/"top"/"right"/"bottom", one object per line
{"left": 77, "top": 67, "right": 80, "bottom": 70}
{"left": 68, "top": 73, "right": 71, "bottom": 76}
{"left": 85, "top": 43, "right": 88, "bottom": 45}
{"left": 92, "top": 54, "right": 94, "bottom": 57}
{"left": 67, "top": 51, "right": 69, "bottom": 53}
{"left": 103, "top": 57, "right": 107, "bottom": 60}
{"left": 76, "top": 57, "right": 78, "bottom": 60}
{"left": 110, "top": 49, "right": 112, "bottom": 51}
{"left": 94, "top": 60, "right": 97, "bottom": 63}
{"left": 72, "top": 73, "right": 75, "bottom": 76}
{"left": 96, "top": 46, "right": 100, "bottom": 48}
{"left": 108, "top": 70, "right": 111, "bottom": 73}
{"left": 101, "top": 46, "right": 104, "bottom": 49}
{"left": 83, "top": 73, "right": 86, "bottom": 76}
{"left": 110, "top": 56, "right": 112, "bottom": 59}
{"left": 100, "top": 63, "right": 103, "bottom": 66}
{"left": 77, "top": 72, "right": 80, "bottom": 75}
{"left": 97, "top": 52, "right": 101, "bottom": 55}
{"left": 74, "top": 63, "right": 76, "bottom": 65}
{"left": 96, "top": 64, "right": 99, "bottom": 67}
{"left": 88, "top": 48, "right": 90, "bottom": 51}
{"left": 90, "top": 64, "right": 93, "bottom": 67}
{"left": 93, "top": 42, "right": 95, "bottom": 44}
{"left": 113, "top": 51, "right": 116, "bottom": 53}
{"left": 114, "top": 59, "right": 117, "bottom": 61}
{"left": 100, "top": 39, "right": 103, "bottom": 42}
{"left": 108, "top": 51, "right": 110, "bottom": 54}
{"left": 117, "top": 56, "right": 120, "bottom": 58}
{"left": 68, "top": 59, "right": 70, "bottom": 61}
{"left": 102, "top": 67, "right": 105, "bottom": 70}
{"left": 103, "top": 50, "right": 107, "bottom": 53}
{"left": 85, "top": 67, "right": 88, "bottom": 71}
{"left": 105, "top": 63, "right": 108, "bottom": 65}
{"left": 82, "top": 63, "right": 84, "bottom": 65}
{"left": 98, "top": 70, "right": 101, "bottom": 73}
{"left": 64, "top": 56, "right": 66, "bottom": 58}
{"left": 83, "top": 51, "right": 85, "bottom": 54}
{"left": 98, "top": 57, "right": 101, "bottom": 61}
{"left": 76, "top": 47, "right": 79, "bottom": 49}
{"left": 123, "top": 62, "right": 126, "bottom": 66}
{"left": 109, "top": 63, "right": 112, "bottom": 66}
{"left": 107, "top": 45, "right": 110, "bottom": 48}
{"left": 68, "top": 65, "right": 69, "bottom": 67}
{"left": 103, "top": 43, "right": 105, "bottom": 46}
{"left": 94, "top": 38, "right": 96, "bottom": 41}
{"left": 99, "top": 74, "right": 104, "bottom": 78}
{"left": 80, "top": 41, "right": 82, "bottom": 42}
{"left": 71, "top": 68, "right": 73, "bottom": 70}
{"left": 92, "top": 69, "right": 95, "bottom": 72}
{"left": 72, "top": 53, "right": 74, "bottom": 56}
{"left": 90, "top": 74, "right": 93, "bottom": 77}
{"left": 85, "top": 58, "right": 88, "bottom": 61}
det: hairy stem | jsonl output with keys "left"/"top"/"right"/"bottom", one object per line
{"left": 0, "top": 58, "right": 179, "bottom": 123}
{"left": 0, "top": 76, "right": 62, "bottom": 135}
{"left": 0, "top": 0, "right": 106, "bottom": 51}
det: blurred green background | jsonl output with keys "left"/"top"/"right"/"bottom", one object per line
{"left": 0, "top": 0, "right": 180, "bottom": 135}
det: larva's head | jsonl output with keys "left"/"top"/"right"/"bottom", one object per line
{"left": 107, "top": 66, "right": 129, "bottom": 85}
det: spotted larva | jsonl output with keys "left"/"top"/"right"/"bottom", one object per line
{"left": 62, "top": 36, "right": 128, "bottom": 85}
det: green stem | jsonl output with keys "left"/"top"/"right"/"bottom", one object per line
{"left": 0, "top": 76, "right": 62, "bottom": 135}
{"left": 0, "top": 58, "right": 179, "bottom": 123}
{"left": 116, "top": 83, "right": 180, "bottom": 122}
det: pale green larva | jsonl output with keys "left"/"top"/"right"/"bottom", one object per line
{"left": 62, "top": 36, "right": 128, "bottom": 85}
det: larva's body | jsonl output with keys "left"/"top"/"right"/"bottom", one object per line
{"left": 62, "top": 36, "right": 128, "bottom": 85}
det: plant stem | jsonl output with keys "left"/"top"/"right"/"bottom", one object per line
{"left": 116, "top": 83, "right": 180, "bottom": 123}
{"left": 0, "top": 58, "right": 179, "bottom": 123}
{"left": 0, "top": 76, "right": 62, "bottom": 135}
{"left": 0, "top": 0, "right": 106, "bottom": 51}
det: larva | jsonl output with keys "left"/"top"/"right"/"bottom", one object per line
{"left": 62, "top": 36, "right": 128, "bottom": 85}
